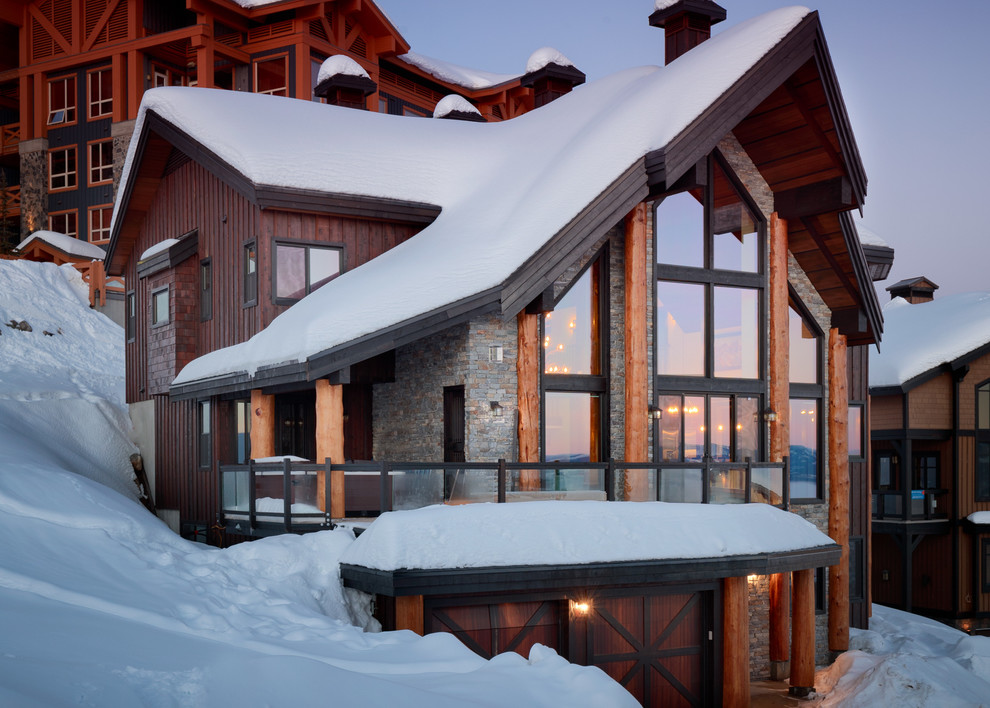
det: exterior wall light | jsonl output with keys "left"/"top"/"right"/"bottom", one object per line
{"left": 570, "top": 600, "right": 592, "bottom": 616}
{"left": 490, "top": 401, "right": 503, "bottom": 417}
{"left": 763, "top": 409, "right": 777, "bottom": 423}
{"left": 648, "top": 405, "right": 663, "bottom": 421}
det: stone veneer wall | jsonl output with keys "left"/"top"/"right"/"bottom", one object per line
{"left": 463, "top": 314, "right": 518, "bottom": 462}
{"left": 112, "top": 120, "right": 136, "bottom": 201}
{"left": 18, "top": 138, "right": 48, "bottom": 239}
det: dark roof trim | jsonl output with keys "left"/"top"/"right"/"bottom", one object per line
{"left": 136, "top": 229, "right": 199, "bottom": 279}
{"left": 340, "top": 544, "right": 841, "bottom": 597}
{"left": 519, "top": 62, "right": 586, "bottom": 89}
{"left": 838, "top": 211, "right": 883, "bottom": 344}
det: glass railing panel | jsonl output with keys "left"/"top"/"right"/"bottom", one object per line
{"left": 750, "top": 466, "right": 784, "bottom": 506}
{"left": 709, "top": 466, "right": 747, "bottom": 504}
{"left": 659, "top": 467, "right": 703, "bottom": 503}
{"left": 445, "top": 468, "right": 497, "bottom": 504}
{"left": 391, "top": 468, "right": 444, "bottom": 510}
{"left": 222, "top": 467, "right": 250, "bottom": 512}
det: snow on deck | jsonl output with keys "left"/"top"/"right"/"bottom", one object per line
{"left": 17, "top": 230, "right": 106, "bottom": 261}
{"left": 340, "top": 501, "right": 835, "bottom": 572}
{"left": 141, "top": 7, "right": 809, "bottom": 388}
{"left": 870, "top": 292, "right": 990, "bottom": 388}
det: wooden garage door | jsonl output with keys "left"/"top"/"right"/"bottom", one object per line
{"left": 427, "top": 599, "right": 562, "bottom": 660}
{"left": 579, "top": 585, "right": 716, "bottom": 707}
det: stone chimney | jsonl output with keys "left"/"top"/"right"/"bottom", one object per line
{"left": 885, "top": 277, "right": 939, "bottom": 304}
{"left": 520, "top": 48, "right": 585, "bottom": 108}
{"left": 313, "top": 55, "right": 377, "bottom": 110}
{"left": 649, "top": 0, "right": 727, "bottom": 65}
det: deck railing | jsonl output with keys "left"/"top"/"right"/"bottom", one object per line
{"left": 872, "top": 488, "right": 947, "bottom": 521}
{"left": 219, "top": 457, "right": 790, "bottom": 536}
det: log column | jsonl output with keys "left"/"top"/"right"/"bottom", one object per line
{"left": 249, "top": 389, "right": 274, "bottom": 459}
{"left": 394, "top": 595, "right": 424, "bottom": 635}
{"left": 517, "top": 311, "right": 540, "bottom": 489}
{"left": 768, "top": 212, "right": 791, "bottom": 678}
{"left": 624, "top": 203, "right": 650, "bottom": 500}
{"left": 723, "top": 576, "right": 750, "bottom": 707}
{"left": 789, "top": 568, "right": 816, "bottom": 697}
{"left": 316, "top": 379, "right": 345, "bottom": 518}
{"left": 828, "top": 328, "right": 850, "bottom": 652}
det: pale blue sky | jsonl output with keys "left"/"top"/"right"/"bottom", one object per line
{"left": 379, "top": 1, "right": 990, "bottom": 299}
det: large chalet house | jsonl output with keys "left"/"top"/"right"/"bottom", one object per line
{"left": 106, "top": 2, "right": 884, "bottom": 704}
{"left": 870, "top": 279, "right": 990, "bottom": 636}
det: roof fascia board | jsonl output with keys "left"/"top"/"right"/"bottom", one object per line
{"left": 838, "top": 211, "right": 883, "bottom": 342}
{"left": 254, "top": 186, "right": 441, "bottom": 224}
{"left": 136, "top": 229, "right": 200, "bottom": 279}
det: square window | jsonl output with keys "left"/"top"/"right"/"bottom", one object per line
{"left": 152, "top": 287, "right": 169, "bottom": 326}
{"left": 88, "top": 68, "right": 112, "bottom": 119}
{"left": 255, "top": 57, "right": 288, "bottom": 96}
{"left": 274, "top": 242, "right": 341, "bottom": 303}
{"left": 49, "top": 210, "right": 77, "bottom": 238}
{"left": 49, "top": 147, "right": 77, "bottom": 190}
{"left": 89, "top": 141, "right": 113, "bottom": 185}
{"left": 88, "top": 206, "right": 112, "bottom": 243}
{"left": 48, "top": 76, "right": 76, "bottom": 125}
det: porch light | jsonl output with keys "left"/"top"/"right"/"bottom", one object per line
{"left": 763, "top": 408, "right": 777, "bottom": 423}
{"left": 648, "top": 405, "right": 663, "bottom": 421}
{"left": 570, "top": 600, "right": 592, "bottom": 616}
{"left": 490, "top": 401, "right": 503, "bottom": 417}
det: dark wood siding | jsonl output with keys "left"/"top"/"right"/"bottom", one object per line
{"left": 848, "top": 344, "right": 869, "bottom": 629}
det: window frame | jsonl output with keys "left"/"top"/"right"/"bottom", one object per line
{"left": 788, "top": 290, "right": 825, "bottom": 503}
{"left": 88, "top": 204, "right": 112, "bottom": 243}
{"left": 125, "top": 290, "right": 136, "bottom": 342}
{"left": 48, "top": 146, "right": 77, "bottom": 191}
{"left": 848, "top": 401, "right": 866, "bottom": 461}
{"left": 198, "top": 399, "right": 212, "bottom": 470}
{"left": 976, "top": 379, "right": 990, "bottom": 501}
{"left": 254, "top": 54, "right": 289, "bottom": 97}
{"left": 200, "top": 258, "right": 212, "bottom": 322}
{"left": 912, "top": 451, "right": 940, "bottom": 490}
{"left": 151, "top": 285, "right": 170, "bottom": 328}
{"left": 270, "top": 238, "right": 344, "bottom": 305}
{"left": 47, "top": 74, "right": 77, "bottom": 126}
{"left": 88, "top": 139, "right": 114, "bottom": 186}
{"left": 48, "top": 209, "right": 78, "bottom": 238}
{"left": 87, "top": 67, "right": 113, "bottom": 120}
{"left": 243, "top": 240, "right": 258, "bottom": 307}
{"left": 233, "top": 399, "right": 252, "bottom": 464}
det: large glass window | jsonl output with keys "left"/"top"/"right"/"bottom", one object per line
{"left": 655, "top": 190, "right": 703, "bottom": 268}
{"left": 977, "top": 381, "right": 990, "bottom": 500}
{"left": 658, "top": 393, "right": 758, "bottom": 463}
{"left": 656, "top": 281, "right": 704, "bottom": 376}
{"left": 711, "top": 160, "right": 759, "bottom": 272}
{"left": 789, "top": 399, "right": 819, "bottom": 499}
{"left": 789, "top": 302, "right": 819, "bottom": 384}
{"left": 713, "top": 286, "right": 759, "bottom": 379}
{"left": 788, "top": 298, "right": 823, "bottom": 501}
{"left": 274, "top": 241, "right": 341, "bottom": 303}
{"left": 544, "top": 261, "right": 601, "bottom": 376}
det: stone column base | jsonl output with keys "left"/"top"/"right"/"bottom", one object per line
{"left": 769, "top": 659, "right": 790, "bottom": 681}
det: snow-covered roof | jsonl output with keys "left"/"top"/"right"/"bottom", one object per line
{"left": 118, "top": 6, "right": 811, "bottom": 388}
{"left": 340, "top": 501, "right": 836, "bottom": 571}
{"left": 967, "top": 511, "right": 990, "bottom": 525}
{"left": 525, "top": 47, "right": 576, "bottom": 74}
{"left": 433, "top": 94, "right": 480, "bottom": 119}
{"left": 870, "top": 292, "right": 990, "bottom": 389}
{"left": 139, "top": 238, "right": 180, "bottom": 261}
{"left": 856, "top": 224, "right": 889, "bottom": 248}
{"left": 398, "top": 51, "right": 520, "bottom": 90}
{"left": 317, "top": 55, "right": 370, "bottom": 84}
{"left": 17, "top": 230, "right": 106, "bottom": 261}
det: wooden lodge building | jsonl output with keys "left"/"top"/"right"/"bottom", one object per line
{"left": 102, "top": 2, "right": 886, "bottom": 705}
{"left": 870, "top": 279, "right": 990, "bottom": 635}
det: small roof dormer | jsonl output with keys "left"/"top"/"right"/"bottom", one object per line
{"left": 313, "top": 55, "right": 378, "bottom": 110}
{"left": 886, "top": 276, "right": 939, "bottom": 304}
{"left": 433, "top": 95, "right": 485, "bottom": 122}
{"left": 520, "top": 48, "right": 585, "bottom": 108}
{"left": 649, "top": 0, "right": 727, "bottom": 65}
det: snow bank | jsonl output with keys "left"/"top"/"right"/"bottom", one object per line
{"left": 342, "top": 501, "right": 835, "bottom": 571}
{"left": 871, "top": 292, "right": 990, "bottom": 387}
{"left": 0, "top": 260, "right": 137, "bottom": 501}
{"left": 816, "top": 605, "right": 990, "bottom": 707}
{"left": 17, "top": 230, "right": 106, "bottom": 260}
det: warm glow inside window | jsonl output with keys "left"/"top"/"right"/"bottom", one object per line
{"left": 658, "top": 394, "right": 757, "bottom": 463}
{"left": 544, "top": 263, "right": 600, "bottom": 375}
{"left": 49, "top": 148, "right": 76, "bottom": 190}
{"left": 544, "top": 391, "right": 601, "bottom": 470}
{"left": 275, "top": 242, "right": 341, "bottom": 302}
{"left": 88, "top": 69, "right": 112, "bottom": 119}
{"left": 89, "top": 140, "right": 113, "bottom": 184}
{"left": 88, "top": 206, "right": 112, "bottom": 243}
{"left": 255, "top": 57, "right": 288, "bottom": 96}
{"left": 48, "top": 76, "right": 76, "bottom": 124}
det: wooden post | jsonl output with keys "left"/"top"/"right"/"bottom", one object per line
{"left": 828, "top": 328, "right": 849, "bottom": 652}
{"left": 768, "top": 212, "right": 791, "bottom": 677}
{"left": 624, "top": 202, "right": 649, "bottom": 501}
{"left": 249, "top": 389, "right": 274, "bottom": 459}
{"left": 789, "top": 568, "right": 815, "bottom": 696}
{"left": 316, "top": 379, "right": 345, "bottom": 518}
{"left": 395, "top": 595, "right": 424, "bottom": 635}
{"left": 517, "top": 311, "right": 540, "bottom": 490}
{"left": 722, "top": 575, "right": 750, "bottom": 708}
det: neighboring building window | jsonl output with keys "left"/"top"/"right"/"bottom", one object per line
{"left": 49, "top": 147, "right": 77, "bottom": 190}
{"left": 243, "top": 241, "right": 258, "bottom": 305}
{"left": 983, "top": 538, "right": 990, "bottom": 593}
{"left": 88, "top": 205, "right": 112, "bottom": 243}
{"left": 234, "top": 399, "right": 252, "bottom": 464}
{"left": 788, "top": 298, "right": 823, "bottom": 501}
{"left": 152, "top": 66, "right": 169, "bottom": 87}
{"left": 874, "top": 450, "right": 901, "bottom": 517}
{"left": 849, "top": 536, "right": 865, "bottom": 601}
{"left": 88, "top": 68, "right": 112, "bottom": 119}
{"left": 89, "top": 140, "right": 113, "bottom": 185}
{"left": 273, "top": 241, "right": 341, "bottom": 303}
{"left": 199, "top": 400, "right": 212, "bottom": 469}
{"left": 48, "top": 75, "right": 76, "bottom": 125}
{"left": 49, "top": 210, "right": 77, "bottom": 238}
{"left": 913, "top": 453, "right": 939, "bottom": 490}
{"left": 255, "top": 56, "right": 288, "bottom": 96}
{"left": 977, "top": 380, "right": 990, "bottom": 500}
{"left": 151, "top": 286, "right": 169, "bottom": 326}
{"left": 310, "top": 59, "right": 324, "bottom": 103}
{"left": 848, "top": 403, "right": 864, "bottom": 460}
{"left": 200, "top": 258, "right": 212, "bottom": 321}
{"left": 125, "top": 291, "right": 136, "bottom": 342}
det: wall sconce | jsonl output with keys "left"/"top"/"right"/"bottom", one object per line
{"left": 648, "top": 405, "right": 663, "bottom": 421}
{"left": 763, "top": 408, "right": 777, "bottom": 423}
{"left": 569, "top": 599, "right": 592, "bottom": 616}
{"left": 490, "top": 401, "right": 503, "bottom": 417}
{"left": 489, "top": 345, "right": 503, "bottom": 363}
{"left": 881, "top": 569, "right": 889, "bottom": 582}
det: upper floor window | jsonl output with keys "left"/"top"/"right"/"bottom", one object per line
{"left": 49, "top": 147, "right": 76, "bottom": 190}
{"left": 977, "top": 380, "right": 990, "bottom": 500}
{"left": 89, "top": 140, "right": 113, "bottom": 185}
{"left": 152, "top": 286, "right": 170, "bottom": 327}
{"left": 789, "top": 301, "right": 820, "bottom": 384}
{"left": 125, "top": 291, "right": 136, "bottom": 342}
{"left": 913, "top": 452, "right": 939, "bottom": 490}
{"left": 200, "top": 258, "right": 212, "bottom": 321}
{"left": 49, "top": 210, "right": 77, "bottom": 238}
{"left": 48, "top": 75, "right": 76, "bottom": 125}
{"left": 243, "top": 242, "right": 258, "bottom": 306}
{"left": 88, "top": 68, "right": 112, "bottom": 119}
{"left": 848, "top": 403, "right": 864, "bottom": 460}
{"left": 88, "top": 205, "right": 112, "bottom": 243}
{"left": 788, "top": 297, "right": 823, "bottom": 501}
{"left": 255, "top": 56, "right": 288, "bottom": 97}
{"left": 273, "top": 241, "right": 341, "bottom": 303}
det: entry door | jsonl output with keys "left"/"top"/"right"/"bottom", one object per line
{"left": 578, "top": 585, "right": 717, "bottom": 707}
{"left": 444, "top": 385, "right": 465, "bottom": 462}
{"left": 275, "top": 391, "right": 316, "bottom": 461}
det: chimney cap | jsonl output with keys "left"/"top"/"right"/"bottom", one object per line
{"left": 886, "top": 276, "right": 939, "bottom": 302}
{"left": 649, "top": 0, "right": 727, "bottom": 28}
{"left": 314, "top": 55, "right": 377, "bottom": 99}
{"left": 520, "top": 48, "right": 585, "bottom": 89}
{"left": 434, "top": 94, "right": 486, "bottom": 122}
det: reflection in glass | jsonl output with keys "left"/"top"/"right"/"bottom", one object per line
{"left": 276, "top": 244, "right": 306, "bottom": 299}
{"left": 658, "top": 394, "right": 683, "bottom": 462}
{"left": 656, "top": 190, "right": 703, "bottom": 268}
{"left": 660, "top": 468, "right": 703, "bottom": 503}
{"left": 711, "top": 397, "right": 731, "bottom": 461}
{"left": 848, "top": 405, "right": 862, "bottom": 458}
{"left": 789, "top": 304, "right": 819, "bottom": 384}
{"left": 735, "top": 396, "right": 759, "bottom": 462}
{"left": 658, "top": 281, "right": 705, "bottom": 376}
{"left": 544, "top": 262, "right": 600, "bottom": 375}
{"left": 683, "top": 396, "right": 705, "bottom": 461}
{"left": 309, "top": 247, "right": 341, "bottom": 292}
{"left": 712, "top": 160, "right": 759, "bottom": 272}
{"left": 713, "top": 287, "right": 758, "bottom": 378}
{"left": 790, "top": 398, "right": 818, "bottom": 498}
{"left": 710, "top": 467, "right": 746, "bottom": 504}
{"left": 545, "top": 392, "right": 600, "bottom": 463}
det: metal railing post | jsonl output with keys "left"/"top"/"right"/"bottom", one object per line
{"left": 744, "top": 460, "right": 752, "bottom": 503}
{"left": 701, "top": 459, "right": 710, "bottom": 504}
{"left": 282, "top": 457, "right": 292, "bottom": 534}
{"left": 606, "top": 458, "right": 615, "bottom": 501}
{"left": 248, "top": 459, "right": 257, "bottom": 530}
{"left": 782, "top": 456, "right": 790, "bottom": 511}
{"left": 324, "top": 457, "right": 333, "bottom": 526}
{"left": 216, "top": 461, "right": 224, "bottom": 526}
{"left": 497, "top": 459, "right": 506, "bottom": 503}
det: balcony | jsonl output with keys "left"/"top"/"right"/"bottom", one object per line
{"left": 219, "top": 457, "right": 789, "bottom": 537}
{"left": 0, "top": 123, "right": 18, "bottom": 156}
{"left": 872, "top": 488, "right": 948, "bottom": 521}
